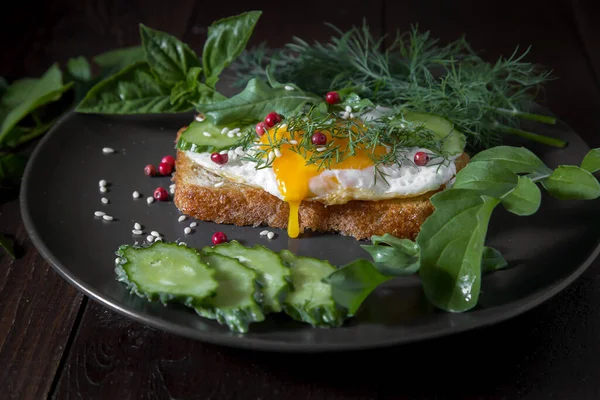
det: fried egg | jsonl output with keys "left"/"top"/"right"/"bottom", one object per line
{"left": 185, "top": 114, "right": 460, "bottom": 239}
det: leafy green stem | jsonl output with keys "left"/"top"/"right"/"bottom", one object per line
{"left": 493, "top": 108, "right": 556, "bottom": 125}
{"left": 495, "top": 123, "right": 567, "bottom": 148}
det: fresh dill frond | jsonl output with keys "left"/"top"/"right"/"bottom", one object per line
{"left": 228, "top": 22, "right": 563, "bottom": 152}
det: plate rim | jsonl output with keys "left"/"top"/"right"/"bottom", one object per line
{"left": 18, "top": 110, "right": 600, "bottom": 353}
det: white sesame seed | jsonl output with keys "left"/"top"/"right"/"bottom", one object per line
{"left": 289, "top": 140, "right": 298, "bottom": 145}
{"left": 386, "top": 147, "right": 392, "bottom": 154}
{"left": 102, "top": 215, "right": 113, "bottom": 221}
{"left": 184, "top": 227, "right": 192, "bottom": 235}
{"left": 230, "top": 128, "right": 241, "bottom": 134}
{"left": 147, "top": 197, "right": 154, "bottom": 204}
{"left": 203, "top": 131, "right": 212, "bottom": 137}
{"left": 101, "top": 197, "right": 109, "bottom": 204}
{"left": 345, "top": 105, "right": 352, "bottom": 113}
{"left": 132, "top": 229, "right": 143, "bottom": 235}
{"left": 146, "top": 235, "right": 154, "bottom": 243}
{"left": 274, "top": 148, "right": 282, "bottom": 158}
{"left": 100, "top": 187, "right": 108, "bottom": 193}
{"left": 102, "top": 147, "right": 114, "bottom": 154}
{"left": 99, "top": 179, "right": 107, "bottom": 187}
{"left": 267, "top": 232, "right": 275, "bottom": 240}
{"left": 195, "top": 113, "right": 205, "bottom": 122}
{"left": 235, "top": 147, "right": 245, "bottom": 156}
{"left": 151, "top": 231, "right": 160, "bottom": 237}
{"left": 341, "top": 111, "right": 349, "bottom": 119}
{"left": 350, "top": 113, "right": 355, "bottom": 118}
{"left": 134, "top": 223, "right": 142, "bottom": 230}
{"left": 94, "top": 211, "right": 105, "bottom": 217}
{"left": 154, "top": 237, "right": 163, "bottom": 242}
{"left": 316, "top": 147, "right": 327, "bottom": 152}
{"left": 178, "top": 215, "right": 186, "bottom": 222}
{"left": 219, "top": 150, "right": 228, "bottom": 155}
{"left": 132, "top": 191, "right": 140, "bottom": 198}
{"left": 260, "top": 230, "right": 269, "bottom": 236}
{"left": 227, "top": 132, "right": 235, "bottom": 138}
{"left": 236, "top": 132, "right": 242, "bottom": 137}
{"left": 115, "top": 257, "right": 121, "bottom": 264}
{"left": 190, "top": 222, "right": 197, "bottom": 228}
{"left": 178, "top": 242, "right": 187, "bottom": 246}
{"left": 284, "top": 85, "right": 294, "bottom": 91}
{"left": 279, "top": 123, "right": 287, "bottom": 129}
{"left": 214, "top": 182, "right": 224, "bottom": 188}
{"left": 221, "top": 127, "right": 229, "bottom": 135}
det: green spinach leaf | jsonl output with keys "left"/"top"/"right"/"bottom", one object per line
{"left": 417, "top": 189, "right": 500, "bottom": 312}
{"left": 0, "top": 233, "right": 15, "bottom": 259}
{"left": 140, "top": 24, "right": 201, "bottom": 87}
{"left": 541, "top": 165, "right": 600, "bottom": 200}
{"left": 199, "top": 78, "right": 320, "bottom": 125}
{"left": 501, "top": 175, "right": 541, "bottom": 216}
{"left": 360, "top": 233, "right": 420, "bottom": 275}
{"left": 76, "top": 61, "right": 193, "bottom": 114}
{"left": 202, "top": 11, "right": 262, "bottom": 88}
{"left": 324, "top": 259, "right": 393, "bottom": 316}
{"left": 481, "top": 246, "right": 508, "bottom": 273}
{"left": 581, "top": 148, "right": 600, "bottom": 173}
{"left": 0, "top": 64, "right": 73, "bottom": 145}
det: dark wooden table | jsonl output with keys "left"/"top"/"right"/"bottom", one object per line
{"left": 2, "top": 1, "right": 600, "bottom": 398}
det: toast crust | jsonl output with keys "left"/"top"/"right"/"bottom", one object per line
{"left": 172, "top": 127, "right": 470, "bottom": 240}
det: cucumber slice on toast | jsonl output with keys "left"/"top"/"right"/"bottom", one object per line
{"left": 176, "top": 119, "right": 247, "bottom": 154}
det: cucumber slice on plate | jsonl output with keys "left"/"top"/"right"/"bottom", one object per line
{"left": 196, "top": 251, "right": 266, "bottom": 333}
{"left": 279, "top": 249, "right": 348, "bottom": 328}
{"left": 204, "top": 240, "right": 291, "bottom": 313}
{"left": 115, "top": 242, "right": 218, "bottom": 307}
{"left": 176, "top": 119, "right": 249, "bottom": 154}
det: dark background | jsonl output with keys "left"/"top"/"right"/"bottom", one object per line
{"left": 2, "top": 0, "right": 600, "bottom": 399}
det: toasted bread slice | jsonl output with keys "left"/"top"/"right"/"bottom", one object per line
{"left": 172, "top": 126, "right": 470, "bottom": 240}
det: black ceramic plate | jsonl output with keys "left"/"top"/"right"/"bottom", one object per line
{"left": 20, "top": 108, "right": 600, "bottom": 353}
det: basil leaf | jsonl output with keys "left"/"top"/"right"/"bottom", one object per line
{"left": 140, "top": 24, "right": 202, "bottom": 87}
{"left": 453, "top": 161, "right": 518, "bottom": 198}
{"left": 481, "top": 246, "right": 508, "bottom": 273}
{"left": 199, "top": 78, "right": 321, "bottom": 125}
{"left": 417, "top": 189, "right": 500, "bottom": 312}
{"left": 360, "top": 233, "right": 420, "bottom": 276}
{"left": 501, "top": 175, "right": 541, "bottom": 216}
{"left": 67, "top": 56, "right": 91, "bottom": 82}
{"left": 541, "top": 165, "right": 600, "bottom": 200}
{"left": 202, "top": 11, "right": 262, "bottom": 88}
{"left": 1, "top": 78, "right": 38, "bottom": 109}
{"left": 0, "top": 64, "right": 73, "bottom": 145}
{"left": 76, "top": 61, "right": 193, "bottom": 114}
{"left": 93, "top": 46, "right": 146, "bottom": 70}
{"left": 0, "top": 233, "right": 15, "bottom": 259}
{"left": 324, "top": 259, "right": 393, "bottom": 316}
{"left": 581, "top": 148, "right": 600, "bottom": 173}
{"left": 0, "top": 153, "right": 27, "bottom": 187}
{"left": 468, "top": 145, "right": 550, "bottom": 175}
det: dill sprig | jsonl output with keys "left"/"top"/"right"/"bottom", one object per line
{"left": 228, "top": 23, "right": 565, "bottom": 153}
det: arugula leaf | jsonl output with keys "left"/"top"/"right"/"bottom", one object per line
{"left": 324, "top": 259, "right": 393, "bottom": 316}
{"left": 202, "top": 11, "right": 262, "bottom": 88}
{"left": 541, "top": 165, "right": 600, "bottom": 200}
{"left": 360, "top": 233, "right": 420, "bottom": 276}
{"left": 452, "top": 161, "right": 518, "bottom": 198}
{"left": 140, "top": 24, "right": 202, "bottom": 87}
{"left": 481, "top": 246, "right": 508, "bottom": 273}
{"left": 93, "top": 46, "right": 146, "bottom": 70}
{"left": 417, "top": 189, "right": 500, "bottom": 312}
{"left": 581, "top": 148, "right": 600, "bottom": 173}
{"left": 0, "top": 64, "right": 73, "bottom": 145}
{"left": 199, "top": 78, "right": 321, "bottom": 125}
{"left": 501, "top": 175, "right": 541, "bottom": 216}
{"left": 0, "top": 233, "right": 15, "bottom": 259}
{"left": 0, "top": 153, "right": 27, "bottom": 187}
{"left": 76, "top": 61, "right": 193, "bottom": 114}
{"left": 67, "top": 56, "right": 91, "bottom": 82}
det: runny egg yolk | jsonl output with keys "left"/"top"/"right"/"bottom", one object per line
{"left": 259, "top": 122, "right": 387, "bottom": 238}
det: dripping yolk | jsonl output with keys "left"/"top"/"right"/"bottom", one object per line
{"left": 259, "top": 122, "right": 387, "bottom": 238}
